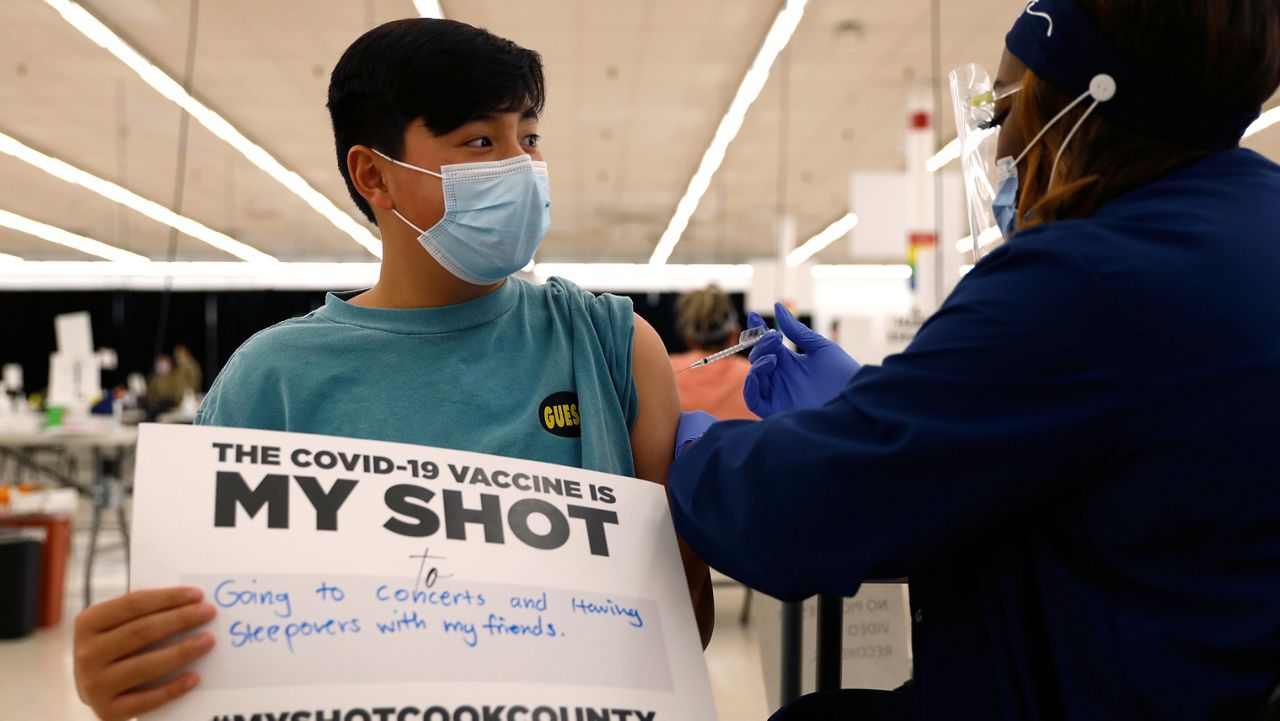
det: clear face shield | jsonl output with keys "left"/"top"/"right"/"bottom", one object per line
{"left": 950, "top": 62, "right": 1115, "bottom": 264}
{"left": 948, "top": 63, "right": 1019, "bottom": 263}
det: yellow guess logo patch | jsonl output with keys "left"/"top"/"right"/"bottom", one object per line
{"left": 539, "top": 392, "right": 581, "bottom": 438}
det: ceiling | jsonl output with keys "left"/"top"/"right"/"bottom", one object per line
{"left": 0, "top": 0, "right": 1277, "bottom": 265}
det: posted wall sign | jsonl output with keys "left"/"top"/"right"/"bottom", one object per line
{"left": 130, "top": 424, "right": 716, "bottom": 721}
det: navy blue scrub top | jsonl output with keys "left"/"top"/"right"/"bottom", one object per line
{"left": 668, "top": 148, "right": 1280, "bottom": 720}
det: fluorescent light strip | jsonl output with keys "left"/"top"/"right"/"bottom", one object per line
{"left": 811, "top": 264, "right": 913, "bottom": 281}
{"left": 0, "top": 208, "right": 149, "bottom": 262}
{"left": 413, "top": 1, "right": 444, "bottom": 18}
{"left": 787, "top": 213, "right": 858, "bottom": 267}
{"left": 929, "top": 127, "right": 996, "bottom": 173}
{"left": 534, "top": 263, "right": 755, "bottom": 292}
{"left": 1244, "top": 105, "right": 1280, "bottom": 139}
{"left": 1, "top": 261, "right": 752, "bottom": 292}
{"left": 926, "top": 137, "right": 960, "bottom": 173}
{"left": 0, "top": 131, "right": 275, "bottom": 263}
{"left": 648, "top": 0, "right": 809, "bottom": 265}
{"left": 44, "top": 0, "right": 381, "bottom": 259}
{"left": 0, "top": 261, "right": 380, "bottom": 291}
{"left": 0, "top": 260, "right": 922, "bottom": 290}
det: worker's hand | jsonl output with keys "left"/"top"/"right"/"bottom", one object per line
{"left": 743, "top": 303, "right": 861, "bottom": 418}
{"left": 675, "top": 411, "right": 718, "bottom": 459}
{"left": 74, "top": 587, "right": 217, "bottom": 721}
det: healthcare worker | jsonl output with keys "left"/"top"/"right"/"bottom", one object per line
{"left": 669, "top": 0, "right": 1280, "bottom": 719}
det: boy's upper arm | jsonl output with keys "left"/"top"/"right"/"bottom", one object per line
{"left": 629, "top": 313, "right": 679, "bottom": 484}
{"left": 629, "top": 312, "right": 716, "bottom": 647}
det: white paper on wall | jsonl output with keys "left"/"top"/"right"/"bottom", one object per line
{"left": 54, "top": 311, "right": 94, "bottom": 357}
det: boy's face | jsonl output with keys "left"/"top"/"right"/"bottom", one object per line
{"left": 375, "top": 108, "right": 543, "bottom": 233}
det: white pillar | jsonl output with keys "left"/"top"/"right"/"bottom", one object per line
{"left": 905, "top": 88, "right": 939, "bottom": 315}
{"left": 774, "top": 213, "right": 797, "bottom": 304}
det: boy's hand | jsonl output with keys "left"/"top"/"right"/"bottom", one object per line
{"left": 74, "top": 587, "right": 217, "bottom": 721}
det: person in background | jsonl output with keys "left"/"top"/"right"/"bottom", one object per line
{"left": 172, "top": 344, "right": 202, "bottom": 396}
{"left": 144, "top": 355, "right": 183, "bottom": 416}
{"left": 668, "top": 285, "right": 756, "bottom": 421}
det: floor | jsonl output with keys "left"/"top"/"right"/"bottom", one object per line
{"left": 0, "top": 500, "right": 771, "bottom": 721}
{"left": 1, "top": 499, "right": 129, "bottom": 721}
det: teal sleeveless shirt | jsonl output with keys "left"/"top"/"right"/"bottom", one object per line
{"left": 195, "top": 277, "right": 638, "bottom": 476}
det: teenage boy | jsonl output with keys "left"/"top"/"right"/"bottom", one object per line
{"left": 72, "top": 19, "right": 712, "bottom": 721}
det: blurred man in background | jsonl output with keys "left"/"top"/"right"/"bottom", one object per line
{"left": 172, "top": 344, "right": 202, "bottom": 395}
{"left": 669, "top": 285, "right": 756, "bottom": 421}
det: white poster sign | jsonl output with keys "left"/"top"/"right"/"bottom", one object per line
{"left": 131, "top": 424, "right": 716, "bottom": 721}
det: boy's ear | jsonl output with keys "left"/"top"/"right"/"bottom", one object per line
{"left": 347, "top": 146, "right": 394, "bottom": 213}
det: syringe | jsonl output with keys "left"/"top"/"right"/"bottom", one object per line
{"left": 680, "top": 326, "right": 770, "bottom": 372}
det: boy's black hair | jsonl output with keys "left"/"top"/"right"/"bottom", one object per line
{"left": 327, "top": 18, "right": 545, "bottom": 223}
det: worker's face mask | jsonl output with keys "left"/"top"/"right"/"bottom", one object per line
{"left": 950, "top": 63, "right": 1115, "bottom": 261}
{"left": 992, "top": 156, "right": 1019, "bottom": 240}
{"left": 372, "top": 150, "right": 551, "bottom": 285}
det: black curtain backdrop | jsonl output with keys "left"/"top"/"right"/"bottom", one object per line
{"left": 3, "top": 291, "right": 324, "bottom": 394}
{"left": 3, "top": 290, "right": 748, "bottom": 395}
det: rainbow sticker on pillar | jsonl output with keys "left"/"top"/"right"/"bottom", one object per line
{"left": 539, "top": 391, "right": 582, "bottom": 438}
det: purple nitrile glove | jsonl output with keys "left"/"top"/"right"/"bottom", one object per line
{"left": 742, "top": 302, "right": 861, "bottom": 418}
{"left": 675, "top": 411, "right": 718, "bottom": 459}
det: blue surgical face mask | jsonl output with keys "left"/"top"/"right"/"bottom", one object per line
{"left": 985, "top": 74, "right": 1116, "bottom": 247}
{"left": 373, "top": 150, "right": 551, "bottom": 285}
{"left": 993, "top": 156, "right": 1019, "bottom": 240}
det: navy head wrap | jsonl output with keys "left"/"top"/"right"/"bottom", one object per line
{"left": 1005, "top": 0, "right": 1261, "bottom": 149}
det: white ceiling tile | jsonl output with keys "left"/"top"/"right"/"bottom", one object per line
{"left": 0, "top": 0, "right": 1274, "bottom": 265}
